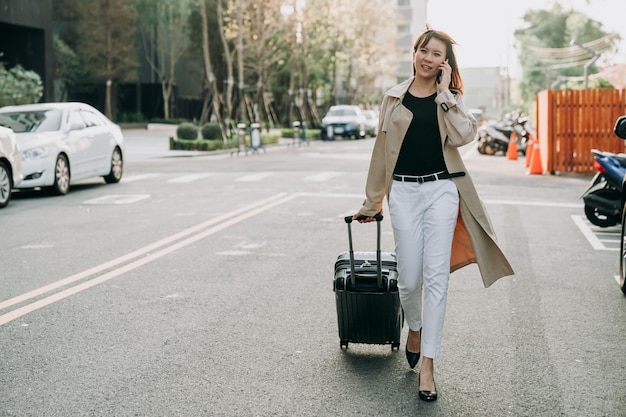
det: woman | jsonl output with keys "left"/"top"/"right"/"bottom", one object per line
{"left": 353, "top": 27, "right": 514, "bottom": 402}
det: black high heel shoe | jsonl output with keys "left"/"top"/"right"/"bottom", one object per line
{"left": 418, "top": 377, "right": 437, "bottom": 402}
{"left": 405, "top": 328, "right": 421, "bottom": 369}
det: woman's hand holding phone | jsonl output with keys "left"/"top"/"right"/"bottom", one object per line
{"left": 437, "top": 58, "right": 450, "bottom": 92}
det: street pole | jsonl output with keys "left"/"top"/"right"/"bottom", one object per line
{"left": 570, "top": 40, "right": 601, "bottom": 89}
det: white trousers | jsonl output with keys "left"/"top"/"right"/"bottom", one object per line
{"left": 388, "top": 179, "right": 459, "bottom": 359}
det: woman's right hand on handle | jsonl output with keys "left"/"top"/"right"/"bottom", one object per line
{"left": 353, "top": 213, "right": 376, "bottom": 223}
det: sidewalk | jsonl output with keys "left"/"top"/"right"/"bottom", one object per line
{"left": 122, "top": 123, "right": 306, "bottom": 161}
{"left": 122, "top": 124, "right": 216, "bottom": 160}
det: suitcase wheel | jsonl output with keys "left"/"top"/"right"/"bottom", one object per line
{"left": 340, "top": 340, "right": 348, "bottom": 349}
{"left": 391, "top": 342, "right": 400, "bottom": 350}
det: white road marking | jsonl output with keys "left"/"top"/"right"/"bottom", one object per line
{"left": 20, "top": 243, "right": 55, "bottom": 249}
{"left": 235, "top": 172, "right": 276, "bottom": 181}
{"left": 0, "top": 193, "right": 294, "bottom": 326}
{"left": 571, "top": 214, "right": 618, "bottom": 250}
{"left": 168, "top": 173, "right": 214, "bottom": 183}
{"left": 122, "top": 173, "right": 162, "bottom": 182}
{"left": 84, "top": 194, "right": 150, "bottom": 205}
{"left": 216, "top": 251, "right": 250, "bottom": 256}
{"left": 305, "top": 153, "right": 371, "bottom": 161}
{"left": 1, "top": 192, "right": 593, "bottom": 326}
{"left": 303, "top": 172, "right": 342, "bottom": 182}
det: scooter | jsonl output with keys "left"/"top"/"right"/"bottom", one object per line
{"left": 581, "top": 148, "right": 626, "bottom": 227}
{"left": 476, "top": 123, "right": 510, "bottom": 155}
{"left": 476, "top": 113, "right": 531, "bottom": 156}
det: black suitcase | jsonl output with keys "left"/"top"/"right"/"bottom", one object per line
{"left": 333, "top": 214, "right": 403, "bottom": 350}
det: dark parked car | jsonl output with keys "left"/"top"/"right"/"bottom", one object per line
{"left": 320, "top": 105, "right": 367, "bottom": 140}
{"left": 615, "top": 115, "right": 626, "bottom": 294}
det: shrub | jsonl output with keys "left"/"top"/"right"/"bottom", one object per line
{"left": 0, "top": 63, "right": 43, "bottom": 106}
{"left": 176, "top": 122, "right": 199, "bottom": 140}
{"left": 201, "top": 123, "right": 222, "bottom": 140}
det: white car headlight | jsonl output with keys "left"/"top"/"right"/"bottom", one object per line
{"left": 22, "top": 146, "right": 50, "bottom": 160}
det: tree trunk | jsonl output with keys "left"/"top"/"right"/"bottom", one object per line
{"left": 217, "top": 0, "right": 234, "bottom": 131}
{"left": 161, "top": 78, "right": 172, "bottom": 119}
{"left": 198, "top": 0, "right": 226, "bottom": 142}
{"left": 236, "top": 0, "right": 246, "bottom": 125}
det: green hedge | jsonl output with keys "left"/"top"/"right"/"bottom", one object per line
{"left": 150, "top": 118, "right": 188, "bottom": 124}
{"left": 170, "top": 138, "right": 238, "bottom": 151}
{"left": 169, "top": 120, "right": 326, "bottom": 151}
{"left": 281, "top": 128, "right": 320, "bottom": 140}
{"left": 170, "top": 131, "right": 284, "bottom": 151}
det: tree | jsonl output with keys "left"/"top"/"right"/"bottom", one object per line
{"left": 137, "top": 0, "right": 193, "bottom": 120}
{"left": 52, "top": 34, "right": 82, "bottom": 102}
{"left": 217, "top": 0, "right": 235, "bottom": 129}
{"left": 241, "top": 0, "right": 289, "bottom": 127}
{"left": 197, "top": 0, "right": 229, "bottom": 141}
{"left": 74, "top": 0, "right": 139, "bottom": 120}
{"left": 514, "top": 2, "right": 620, "bottom": 103}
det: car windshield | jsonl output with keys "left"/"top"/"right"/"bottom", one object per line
{"left": 327, "top": 108, "right": 357, "bottom": 117}
{"left": 0, "top": 109, "right": 63, "bottom": 133}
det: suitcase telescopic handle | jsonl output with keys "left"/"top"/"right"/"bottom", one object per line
{"left": 343, "top": 214, "right": 384, "bottom": 289}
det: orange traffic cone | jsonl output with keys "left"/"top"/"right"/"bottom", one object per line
{"left": 528, "top": 141, "right": 543, "bottom": 175}
{"left": 507, "top": 132, "right": 518, "bottom": 160}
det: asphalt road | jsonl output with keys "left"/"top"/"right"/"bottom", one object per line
{"left": 1, "top": 128, "right": 625, "bottom": 417}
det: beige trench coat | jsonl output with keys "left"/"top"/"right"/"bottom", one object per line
{"left": 359, "top": 77, "right": 514, "bottom": 287}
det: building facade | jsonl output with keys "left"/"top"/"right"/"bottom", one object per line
{"left": 0, "top": 0, "right": 54, "bottom": 102}
{"left": 381, "top": 0, "right": 509, "bottom": 118}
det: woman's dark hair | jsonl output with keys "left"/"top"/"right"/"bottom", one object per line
{"left": 412, "top": 26, "right": 463, "bottom": 94}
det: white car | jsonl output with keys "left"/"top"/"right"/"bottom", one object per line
{"left": 0, "top": 125, "right": 23, "bottom": 208}
{"left": 362, "top": 110, "right": 379, "bottom": 137}
{"left": 320, "top": 105, "right": 367, "bottom": 140}
{"left": 0, "top": 102, "right": 125, "bottom": 195}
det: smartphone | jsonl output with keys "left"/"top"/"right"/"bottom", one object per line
{"left": 437, "top": 59, "right": 448, "bottom": 83}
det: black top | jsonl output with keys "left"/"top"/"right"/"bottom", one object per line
{"left": 393, "top": 91, "right": 447, "bottom": 176}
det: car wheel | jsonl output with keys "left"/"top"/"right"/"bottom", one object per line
{"left": 51, "top": 154, "right": 70, "bottom": 195}
{"left": 619, "top": 207, "right": 626, "bottom": 295}
{"left": 0, "top": 160, "right": 13, "bottom": 209}
{"left": 103, "top": 147, "right": 123, "bottom": 184}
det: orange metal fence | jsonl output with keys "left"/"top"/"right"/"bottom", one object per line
{"left": 536, "top": 89, "right": 626, "bottom": 174}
